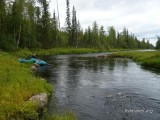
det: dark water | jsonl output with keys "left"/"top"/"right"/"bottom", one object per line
{"left": 37, "top": 53, "right": 160, "bottom": 120}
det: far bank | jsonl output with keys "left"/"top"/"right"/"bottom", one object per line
{"left": 110, "top": 50, "right": 160, "bottom": 70}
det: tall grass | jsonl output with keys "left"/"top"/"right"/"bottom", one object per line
{"left": 111, "top": 51, "right": 160, "bottom": 69}
{"left": 11, "top": 48, "right": 105, "bottom": 58}
{"left": 42, "top": 111, "right": 77, "bottom": 120}
{"left": 0, "top": 51, "right": 77, "bottom": 120}
{"left": 0, "top": 51, "right": 52, "bottom": 119}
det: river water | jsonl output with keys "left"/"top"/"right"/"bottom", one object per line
{"left": 37, "top": 53, "right": 160, "bottom": 120}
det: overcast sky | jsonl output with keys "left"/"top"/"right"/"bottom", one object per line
{"left": 49, "top": 0, "right": 160, "bottom": 45}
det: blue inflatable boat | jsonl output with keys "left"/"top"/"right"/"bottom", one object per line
{"left": 35, "top": 60, "right": 47, "bottom": 66}
{"left": 19, "top": 58, "right": 37, "bottom": 63}
{"left": 19, "top": 58, "right": 47, "bottom": 66}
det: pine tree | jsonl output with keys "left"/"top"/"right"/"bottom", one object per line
{"left": 24, "top": 0, "right": 37, "bottom": 48}
{"left": 99, "top": 26, "right": 106, "bottom": 49}
{"left": 156, "top": 36, "right": 160, "bottom": 49}
{"left": 11, "top": 0, "right": 25, "bottom": 49}
{"left": 88, "top": 26, "right": 92, "bottom": 47}
{"left": 117, "top": 32, "right": 120, "bottom": 48}
{"left": 52, "top": 10, "right": 58, "bottom": 46}
{"left": 92, "top": 21, "right": 99, "bottom": 48}
{"left": 41, "top": 0, "right": 51, "bottom": 48}
{"left": 0, "top": 0, "right": 6, "bottom": 34}
{"left": 76, "top": 20, "right": 83, "bottom": 47}
{"left": 71, "top": 6, "right": 77, "bottom": 47}
{"left": 108, "top": 26, "right": 116, "bottom": 48}
{"left": 0, "top": 0, "right": 8, "bottom": 50}
{"left": 66, "top": 0, "right": 71, "bottom": 46}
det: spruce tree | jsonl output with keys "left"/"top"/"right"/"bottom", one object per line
{"left": 52, "top": 10, "right": 58, "bottom": 46}
{"left": 156, "top": 36, "right": 160, "bottom": 49}
{"left": 71, "top": 6, "right": 77, "bottom": 47}
{"left": 99, "top": 26, "right": 106, "bottom": 49}
{"left": 66, "top": 0, "right": 71, "bottom": 46}
{"left": 108, "top": 26, "right": 116, "bottom": 48}
{"left": 92, "top": 21, "right": 99, "bottom": 48}
{"left": 41, "top": 0, "right": 51, "bottom": 48}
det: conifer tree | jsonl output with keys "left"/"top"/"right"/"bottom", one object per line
{"left": 41, "top": 0, "right": 51, "bottom": 48}
{"left": 92, "top": 21, "right": 99, "bottom": 48}
{"left": 99, "top": 26, "right": 106, "bottom": 49}
{"left": 71, "top": 6, "right": 77, "bottom": 47}
{"left": 156, "top": 36, "right": 160, "bottom": 49}
{"left": 66, "top": 0, "right": 71, "bottom": 46}
{"left": 108, "top": 26, "right": 116, "bottom": 48}
{"left": 52, "top": 10, "right": 58, "bottom": 46}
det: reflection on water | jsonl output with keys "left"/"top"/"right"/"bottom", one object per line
{"left": 37, "top": 54, "right": 160, "bottom": 120}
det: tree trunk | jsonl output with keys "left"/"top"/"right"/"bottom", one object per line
{"left": 17, "top": 22, "right": 21, "bottom": 49}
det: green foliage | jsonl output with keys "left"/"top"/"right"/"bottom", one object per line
{"left": 43, "top": 0, "right": 52, "bottom": 48}
{"left": 0, "top": 51, "right": 53, "bottom": 119}
{"left": 42, "top": 111, "right": 77, "bottom": 120}
{"left": 0, "top": 0, "right": 155, "bottom": 51}
{"left": 71, "top": 6, "right": 77, "bottom": 47}
{"left": 111, "top": 51, "right": 160, "bottom": 69}
{"left": 51, "top": 10, "right": 59, "bottom": 47}
{"left": 11, "top": 48, "right": 104, "bottom": 58}
{"left": 0, "top": 34, "right": 16, "bottom": 51}
{"left": 66, "top": 0, "right": 72, "bottom": 46}
{"left": 92, "top": 21, "right": 99, "bottom": 48}
{"left": 108, "top": 26, "right": 116, "bottom": 48}
{"left": 156, "top": 36, "right": 160, "bottom": 49}
{"left": 0, "top": 50, "right": 82, "bottom": 119}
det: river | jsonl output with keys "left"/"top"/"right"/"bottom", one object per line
{"left": 37, "top": 53, "right": 160, "bottom": 120}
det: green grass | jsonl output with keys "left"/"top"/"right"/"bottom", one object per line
{"left": 3, "top": 48, "right": 157, "bottom": 120}
{"left": 111, "top": 51, "right": 160, "bottom": 69}
{"left": 0, "top": 51, "right": 77, "bottom": 120}
{"left": 11, "top": 48, "right": 142, "bottom": 58}
{"left": 10, "top": 48, "right": 111, "bottom": 58}
{"left": 0, "top": 51, "right": 53, "bottom": 119}
{"left": 42, "top": 111, "right": 77, "bottom": 120}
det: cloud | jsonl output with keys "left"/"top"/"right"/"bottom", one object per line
{"left": 49, "top": 0, "right": 160, "bottom": 45}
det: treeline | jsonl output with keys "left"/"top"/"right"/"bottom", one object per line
{"left": 0, "top": 0, "right": 154, "bottom": 51}
{"left": 82, "top": 24, "right": 154, "bottom": 49}
{"left": 156, "top": 36, "right": 160, "bottom": 49}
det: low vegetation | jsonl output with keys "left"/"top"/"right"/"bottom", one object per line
{"left": 0, "top": 51, "right": 77, "bottom": 120}
{"left": 42, "top": 112, "right": 76, "bottom": 120}
{"left": 111, "top": 51, "right": 160, "bottom": 69}
{"left": 11, "top": 48, "right": 106, "bottom": 58}
{"left": 0, "top": 51, "right": 53, "bottom": 119}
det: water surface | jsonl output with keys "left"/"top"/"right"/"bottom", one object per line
{"left": 37, "top": 53, "right": 160, "bottom": 120}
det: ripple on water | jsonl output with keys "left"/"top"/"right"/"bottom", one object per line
{"left": 37, "top": 54, "right": 160, "bottom": 120}
{"left": 104, "top": 92, "right": 160, "bottom": 120}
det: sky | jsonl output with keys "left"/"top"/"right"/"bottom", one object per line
{"left": 49, "top": 0, "right": 160, "bottom": 45}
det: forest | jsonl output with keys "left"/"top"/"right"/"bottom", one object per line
{"left": 0, "top": 0, "right": 155, "bottom": 51}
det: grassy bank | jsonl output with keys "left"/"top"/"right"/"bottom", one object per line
{"left": 42, "top": 111, "right": 76, "bottom": 120}
{"left": 0, "top": 51, "right": 77, "bottom": 120}
{"left": 0, "top": 51, "right": 53, "bottom": 119}
{"left": 11, "top": 48, "right": 105, "bottom": 58}
{"left": 111, "top": 51, "right": 160, "bottom": 69}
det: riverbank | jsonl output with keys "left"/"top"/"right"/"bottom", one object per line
{"left": 0, "top": 51, "right": 76, "bottom": 120}
{"left": 11, "top": 48, "right": 103, "bottom": 57}
{"left": 1, "top": 48, "right": 157, "bottom": 119}
{"left": 11, "top": 48, "right": 127, "bottom": 58}
{"left": 0, "top": 51, "right": 53, "bottom": 119}
{"left": 1, "top": 48, "right": 115, "bottom": 120}
{"left": 110, "top": 51, "right": 160, "bottom": 70}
